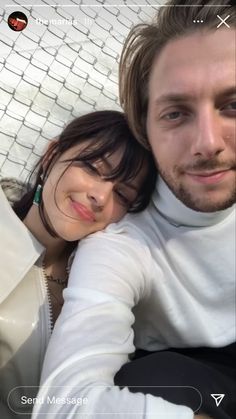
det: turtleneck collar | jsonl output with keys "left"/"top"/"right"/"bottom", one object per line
{"left": 152, "top": 176, "right": 235, "bottom": 228}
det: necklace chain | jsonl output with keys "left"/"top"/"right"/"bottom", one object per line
{"left": 42, "top": 262, "right": 68, "bottom": 287}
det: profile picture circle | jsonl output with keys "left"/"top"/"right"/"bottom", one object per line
{"left": 8, "top": 11, "right": 28, "bottom": 32}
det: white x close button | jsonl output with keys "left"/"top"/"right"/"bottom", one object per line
{"left": 217, "top": 15, "right": 231, "bottom": 28}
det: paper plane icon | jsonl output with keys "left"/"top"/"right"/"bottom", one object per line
{"left": 211, "top": 394, "right": 225, "bottom": 407}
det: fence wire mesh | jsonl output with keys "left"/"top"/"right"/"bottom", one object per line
{"left": 0, "top": 0, "right": 159, "bottom": 181}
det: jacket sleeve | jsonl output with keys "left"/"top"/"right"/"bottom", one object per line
{"left": 32, "top": 229, "right": 194, "bottom": 419}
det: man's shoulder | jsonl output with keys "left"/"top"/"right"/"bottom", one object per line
{"left": 74, "top": 209, "right": 155, "bottom": 288}
{"left": 82, "top": 207, "right": 158, "bottom": 254}
{"left": 104, "top": 208, "right": 154, "bottom": 240}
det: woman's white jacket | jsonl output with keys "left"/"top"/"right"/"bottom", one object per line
{"left": 0, "top": 180, "right": 51, "bottom": 418}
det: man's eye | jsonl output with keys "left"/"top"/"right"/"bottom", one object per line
{"left": 221, "top": 101, "right": 236, "bottom": 117}
{"left": 223, "top": 101, "right": 236, "bottom": 111}
{"left": 164, "top": 111, "right": 183, "bottom": 120}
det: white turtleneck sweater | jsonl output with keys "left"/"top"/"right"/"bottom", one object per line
{"left": 33, "top": 178, "right": 235, "bottom": 419}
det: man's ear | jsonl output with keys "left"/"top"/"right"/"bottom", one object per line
{"left": 42, "top": 138, "right": 59, "bottom": 172}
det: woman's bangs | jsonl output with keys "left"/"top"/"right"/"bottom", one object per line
{"left": 62, "top": 133, "right": 145, "bottom": 184}
{"left": 102, "top": 142, "right": 145, "bottom": 184}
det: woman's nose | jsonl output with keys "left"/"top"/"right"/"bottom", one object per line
{"left": 87, "top": 181, "right": 113, "bottom": 209}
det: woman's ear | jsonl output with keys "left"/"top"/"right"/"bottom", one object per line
{"left": 42, "top": 138, "right": 59, "bottom": 172}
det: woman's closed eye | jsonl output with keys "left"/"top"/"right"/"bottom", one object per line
{"left": 83, "top": 161, "right": 101, "bottom": 176}
{"left": 114, "top": 188, "right": 133, "bottom": 207}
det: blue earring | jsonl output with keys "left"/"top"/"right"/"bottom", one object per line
{"left": 33, "top": 184, "right": 42, "bottom": 206}
{"left": 33, "top": 174, "right": 43, "bottom": 206}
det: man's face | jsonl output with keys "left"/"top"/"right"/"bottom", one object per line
{"left": 146, "top": 28, "right": 236, "bottom": 212}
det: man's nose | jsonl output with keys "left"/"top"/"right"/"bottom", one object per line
{"left": 87, "top": 180, "right": 113, "bottom": 209}
{"left": 191, "top": 109, "right": 225, "bottom": 158}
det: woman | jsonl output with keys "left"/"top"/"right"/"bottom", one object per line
{"left": 0, "top": 110, "right": 156, "bottom": 418}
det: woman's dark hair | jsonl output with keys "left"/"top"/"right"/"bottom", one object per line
{"left": 13, "top": 110, "right": 157, "bottom": 237}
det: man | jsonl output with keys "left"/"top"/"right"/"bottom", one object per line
{"left": 32, "top": 1, "right": 235, "bottom": 418}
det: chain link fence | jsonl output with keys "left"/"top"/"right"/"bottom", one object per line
{"left": 0, "top": 0, "right": 159, "bottom": 181}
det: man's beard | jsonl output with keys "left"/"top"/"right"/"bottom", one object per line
{"left": 156, "top": 158, "right": 236, "bottom": 213}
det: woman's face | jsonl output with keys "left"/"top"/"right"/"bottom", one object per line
{"left": 42, "top": 143, "right": 147, "bottom": 241}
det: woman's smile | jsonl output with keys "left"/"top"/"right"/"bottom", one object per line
{"left": 70, "top": 198, "right": 95, "bottom": 222}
